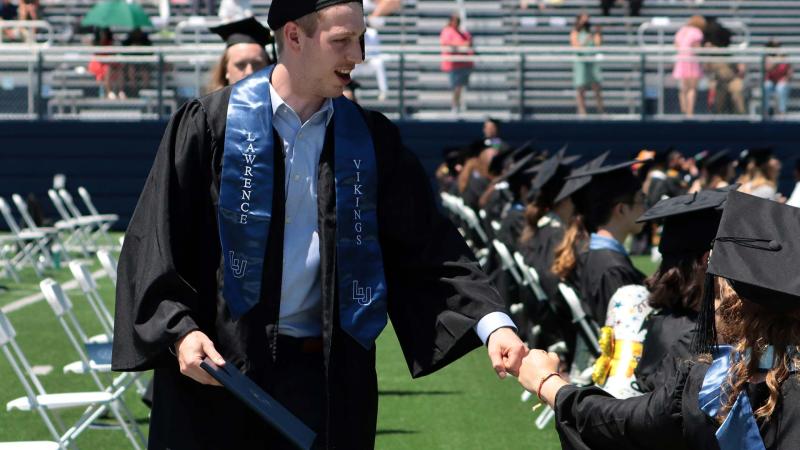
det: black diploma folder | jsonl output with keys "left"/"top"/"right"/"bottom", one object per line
{"left": 200, "top": 357, "right": 317, "bottom": 450}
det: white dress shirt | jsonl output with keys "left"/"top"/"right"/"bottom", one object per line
{"left": 269, "top": 85, "right": 514, "bottom": 344}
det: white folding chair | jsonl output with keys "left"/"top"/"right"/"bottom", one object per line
{"left": 68, "top": 261, "right": 114, "bottom": 342}
{"left": 47, "top": 189, "right": 96, "bottom": 253}
{"left": 77, "top": 187, "right": 120, "bottom": 230}
{"left": 0, "top": 197, "right": 50, "bottom": 276}
{"left": 532, "top": 283, "right": 602, "bottom": 430}
{"left": 11, "top": 194, "right": 75, "bottom": 264}
{"left": 513, "top": 251, "right": 548, "bottom": 302}
{"left": 96, "top": 250, "right": 118, "bottom": 287}
{"left": 38, "top": 279, "right": 146, "bottom": 448}
{"left": 57, "top": 189, "right": 116, "bottom": 248}
{"left": 0, "top": 310, "right": 142, "bottom": 450}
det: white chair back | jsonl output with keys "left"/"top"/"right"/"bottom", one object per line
{"left": 11, "top": 194, "right": 39, "bottom": 231}
{"left": 97, "top": 250, "right": 118, "bottom": 286}
{"left": 0, "top": 197, "right": 23, "bottom": 235}
{"left": 77, "top": 187, "right": 101, "bottom": 217}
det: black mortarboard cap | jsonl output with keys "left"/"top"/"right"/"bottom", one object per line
{"left": 530, "top": 146, "right": 578, "bottom": 190}
{"left": 704, "top": 150, "right": 733, "bottom": 173}
{"left": 553, "top": 151, "right": 609, "bottom": 204}
{"left": 555, "top": 152, "right": 645, "bottom": 210}
{"left": 268, "top": 0, "right": 363, "bottom": 30}
{"left": 740, "top": 147, "right": 773, "bottom": 166}
{"left": 489, "top": 140, "right": 532, "bottom": 176}
{"left": 693, "top": 191, "right": 800, "bottom": 354}
{"left": 210, "top": 16, "right": 273, "bottom": 48}
{"left": 494, "top": 152, "right": 539, "bottom": 184}
{"left": 637, "top": 186, "right": 734, "bottom": 256}
{"left": 708, "top": 191, "right": 800, "bottom": 307}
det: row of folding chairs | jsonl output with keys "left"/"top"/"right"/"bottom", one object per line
{"left": 1, "top": 250, "right": 145, "bottom": 449}
{"left": 0, "top": 186, "right": 119, "bottom": 283}
{"left": 439, "top": 191, "right": 603, "bottom": 427}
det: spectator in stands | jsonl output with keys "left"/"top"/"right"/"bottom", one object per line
{"left": 351, "top": 26, "right": 388, "bottom": 101}
{"left": 122, "top": 27, "right": 152, "bottom": 98}
{"left": 570, "top": 14, "right": 604, "bottom": 116}
{"left": 786, "top": 159, "right": 800, "bottom": 207}
{"left": 672, "top": 16, "right": 706, "bottom": 118}
{"left": 206, "top": 16, "right": 273, "bottom": 93}
{"left": 88, "top": 28, "right": 125, "bottom": 100}
{"left": 440, "top": 13, "right": 474, "bottom": 115}
{"left": 703, "top": 17, "right": 746, "bottom": 115}
{"left": 16, "top": 0, "right": 36, "bottom": 21}
{"left": 1, "top": 0, "right": 18, "bottom": 41}
{"left": 764, "top": 39, "right": 792, "bottom": 116}
{"left": 601, "top": 0, "right": 642, "bottom": 17}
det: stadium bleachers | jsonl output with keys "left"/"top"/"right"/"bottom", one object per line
{"left": 2, "top": 0, "right": 799, "bottom": 119}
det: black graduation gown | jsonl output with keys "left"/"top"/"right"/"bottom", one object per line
{"left": 554, "top": 361, "right": 800, "bottom": 450}
{"left": 635, "top": 310, "right": 696, "bottom": 393}
{"left": 520, "top": 221, "right": 576, "bottom": 356}
{"left": 111, "top": 86, "right": 506, "bottom": 450}
{"left": 576, "top": 249, "right": 645, "bottom": 325}
{"left": 496, "top": 206, "right": 525, "bottom": 252}
{"left": 461, "top": 173, "right": 490, "bottom": 212}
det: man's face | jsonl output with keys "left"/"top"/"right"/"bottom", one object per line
{"left": 226, "top": 43, "right": 268, "bottom": 84}
{"left": 483, "top": 121, "right": 498, "bottom": 139}
{"left": 297, "top": 4, "right": 365, "bottom": 99}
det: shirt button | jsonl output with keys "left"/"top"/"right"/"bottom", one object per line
{"left": 293, "top": 174, "right": 301, "bottom": 182}
{"left": 286, "top": 216, "right": 292, "bottom": 224}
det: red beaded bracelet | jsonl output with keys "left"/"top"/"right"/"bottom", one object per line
{"left": 537, "top": 372, "right": 562, "bottom": 403}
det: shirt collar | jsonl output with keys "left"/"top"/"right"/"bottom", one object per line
{"left": 268, "top": 83, "right": 335, "bottom": 126}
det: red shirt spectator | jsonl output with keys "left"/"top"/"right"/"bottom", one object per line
{"left": 439, "top": 15, "right": 474, "bottom": 72}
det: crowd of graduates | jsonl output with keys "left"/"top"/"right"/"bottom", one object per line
{"left": 436, "top": 118, "right": 800, "bottom": 449}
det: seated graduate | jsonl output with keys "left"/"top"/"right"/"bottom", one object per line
{"left": 550, "top": 152, "right": 647, "bottom": 326}
{"left": 689, "top": 150, "right": 737, "bottom": 193}
{"left": 518, "top": 190, "right": 800, "bottom": 450}
{"left": 517, "top": 148, "right": 579, "bottom": 358}
{"left": 633, "top": 187, "right": 731, "bottom": 392}
{"left": 494, "top": 151, "right": 540, "bottom": 251}
{"left": 207, "top": 17, "right": 274, "bottom": 93}
{"left": 480, "top": 141, "right": 535, "bottom": 224}
{"left": 458, "top": 141, "right": 497, "bottom": 211}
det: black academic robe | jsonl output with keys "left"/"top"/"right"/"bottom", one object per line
{"left": 462, "top": 173, "right": 490, "bottom": 212}
{"left": 635, "top": 310, "right": 696, "bottom": 393}
{"left": 576, "top": 249, "right": 645, "bottom": 325}
{"left": 554, "top": 361, "right": 800, "bottom": 450}
{"left": 496, "top": 207, "right": 525, "bottom": 252}
{"left": 520, "top": 221, "right": 576, "bottom": 357}
{"left": 111, "top": 86, "right": 505, "bottom": 450}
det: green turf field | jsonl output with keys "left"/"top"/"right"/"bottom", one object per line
{"left": 0, "top": 254, "right": 658, "bottom": 449}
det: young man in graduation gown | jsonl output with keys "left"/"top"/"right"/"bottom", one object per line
{"left": 110, "top": 1, "right": 526, "bottom": 449}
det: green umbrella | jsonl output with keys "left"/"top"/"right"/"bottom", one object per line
{"left": 82, "top": 0, "right": 153, "bottom": 29}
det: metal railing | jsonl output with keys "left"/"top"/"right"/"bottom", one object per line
{"left": 0, "top": 44, "right": 798, "bottom": 121}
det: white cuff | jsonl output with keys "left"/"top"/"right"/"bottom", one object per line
{"left": 474, "top": 312, "right": 517, "bottom": 345}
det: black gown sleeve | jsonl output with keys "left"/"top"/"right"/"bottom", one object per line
{"left": 370, "top": 113, "right": 506, "bottom": 378}
{"left": 553, "top": 361, "right": 691, "bottom": 450}
{"left": 112, "top": 100, "right": 219, "bottom": 371}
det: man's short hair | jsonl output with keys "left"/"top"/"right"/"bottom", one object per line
{"left": 274, "top": 12, "right": 320, "bottom": 56}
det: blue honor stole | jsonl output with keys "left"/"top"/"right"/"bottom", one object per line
{"left": 699, "top": 345, "right": 797, "bottom": 450}
{"left": 218, "top": 66, "right": 388, "bottom": 349}
{"left": 589, "top": 233, "right": 628, "bottom": 256}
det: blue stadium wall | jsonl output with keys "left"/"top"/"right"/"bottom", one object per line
{"left": 0, "top": 120, "right": 798, "bottom": 230}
